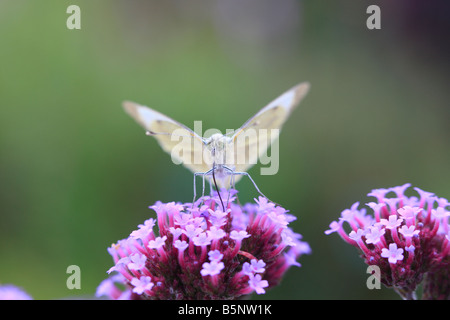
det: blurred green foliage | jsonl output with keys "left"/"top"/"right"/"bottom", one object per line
{"left": 0, "top": 0, "right": 448, "bottom": 299}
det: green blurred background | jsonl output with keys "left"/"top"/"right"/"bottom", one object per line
{"left": 1, "top": 0, "right": 449, "bottom": 299}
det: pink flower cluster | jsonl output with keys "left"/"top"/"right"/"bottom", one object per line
{"left": 97, "top": 189, "right": 310, "bottom": 299}
{"left": 325, "top": 184, "right": 450, "bottom": 299}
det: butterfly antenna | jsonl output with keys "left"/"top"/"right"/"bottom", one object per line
{"left": 145, "top": 131, "right": 194, "bottom": 139}
{"left": 212, "top": 166, "right": 225, "bottom": 211}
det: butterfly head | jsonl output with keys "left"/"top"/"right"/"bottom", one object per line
{"left": 205, "top": 133, "right": 231, "bottom": 158}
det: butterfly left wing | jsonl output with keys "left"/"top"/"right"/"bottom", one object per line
{"left": 123, "top": 101, "right": 212, "bottom": 174}
{"left": 227, "top": 82, "right": 310, "bottom": 182}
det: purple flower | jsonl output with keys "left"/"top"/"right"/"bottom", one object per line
{"left": 200, "top": 260, "right": 225, "bottom": 277}
{"left": 349, "top": 229, "right": 365, "bottom": 241}
{"left": 131, "top": 276, "right": 154, "bottom": 295}
{"left": 324, "top": 221, "right": 340, "bottom": 235}
{"left": 130, "top": 226, "right": 152, "bottom": 240}
{"left": 247, "top": 274, "right": 269, "bottom": 295}
{"left": 98, "top": 188, "right": 310, "bottom": 300}
{"left": 397, "top": 206, "right": 421, "bottom": 219}
{"left": 365, "top": 226, "right": 385, "bottom": 245}
{"left": 208, "top": 250, "right": 223, "bottom": 262}
{"left": 247, "top": 259, "right": 266, "bottom": 274}
{"left": 148, "top": 236, "right": 167, "bottom": 249}
{"left": 192, "top": 232, "right": 211, "bottom": 247}
{"left": 207, "top": 226, "right": 226, "bottom": 241}
{"left": 174, "top": 239, "right": 188, "bottom": 251}
{"left": 96, "top": 274, "right": 131, "bottom": 300}
{"left": 230, "top": 230, "right": 250, "bottom": 241}
{"left": 381, "top": 243, "right": 404, "bottom": 264}
{"left": 380, "top": 215, "right": 403, "bottom": 230}
{"left": 183, "top": 224, "right": 203, "bottom": 239}
{"left": 398, "top": 225, "right": 420, "bottom": 239}
{"left": 127, "top": 253, "right": 147, "bottom": 271}
{"left": 432, "top": 207, "right": 450, "bottom": 219}
{"left": 0, "top": 285, "right": 32, "bottom": 300}
{"left": 326, "top": 184, "right": 450, "bottom": 300}
{"left": 169, "top": 227, "right": 183, "bottom": 240}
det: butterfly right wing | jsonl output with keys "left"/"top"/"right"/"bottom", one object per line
{"left": 227, "top": 82, "right": 310, "bottom": 180}
{"left": 123, "top": 101, "right": 212, "bottom": 174}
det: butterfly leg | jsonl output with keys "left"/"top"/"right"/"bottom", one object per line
{"left": 201, "top": 170, "right": 208, "bottom": 202}
{"left": 226, "top": 171, "right": 236, "bottom": 207}
{"left": 221, "top": 165, "right": 239, "bottom": 206}
{"left": 230, "top": 170, "right": 280, "bottom": 205}
{"left": 231, "top": 174, "right": 242, "bottom": 206}
{"left": 208, "top": 176, "right": 213, "bottom": 195}
{"left": 192, "top": 172, "right": 200, "bottom": 206}
{"left": 193, "top": 171, "right": 207, "bottom": 207}
{"left": 193, "top": 169, "right": 214, "bottom": 207}
{"left": 222, "top": 166, "right": 242, "bottom": 206}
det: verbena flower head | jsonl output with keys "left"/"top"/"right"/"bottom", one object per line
{"left": 325, "top": 184, "right": 450, "bottom": 300}
{"left": 97, "top": 189, "right": 310, "bottom": 300}
{"left": 0, "top": 284, "right": 32, "bottom": 300}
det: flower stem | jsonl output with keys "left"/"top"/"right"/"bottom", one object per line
{"left": 394, "top": 287, "right": 417, "bottom": 300}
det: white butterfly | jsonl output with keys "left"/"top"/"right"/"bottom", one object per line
{"left": 123, "top": 82, "right": 310, "bottom": 203}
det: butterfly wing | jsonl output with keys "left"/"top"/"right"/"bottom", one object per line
{"left": 227, "top": 82, "right": 310, "bottom": 183}
{"left": 123, "top": 101, "right": 212, "bottom": 174}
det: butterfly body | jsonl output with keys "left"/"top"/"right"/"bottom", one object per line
{"left": 205, "top": 133, "right": 232, "bottom": 165}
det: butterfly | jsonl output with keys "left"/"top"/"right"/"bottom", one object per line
{"left": 123, "top": 82, "right": 310, "bottom": 206}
